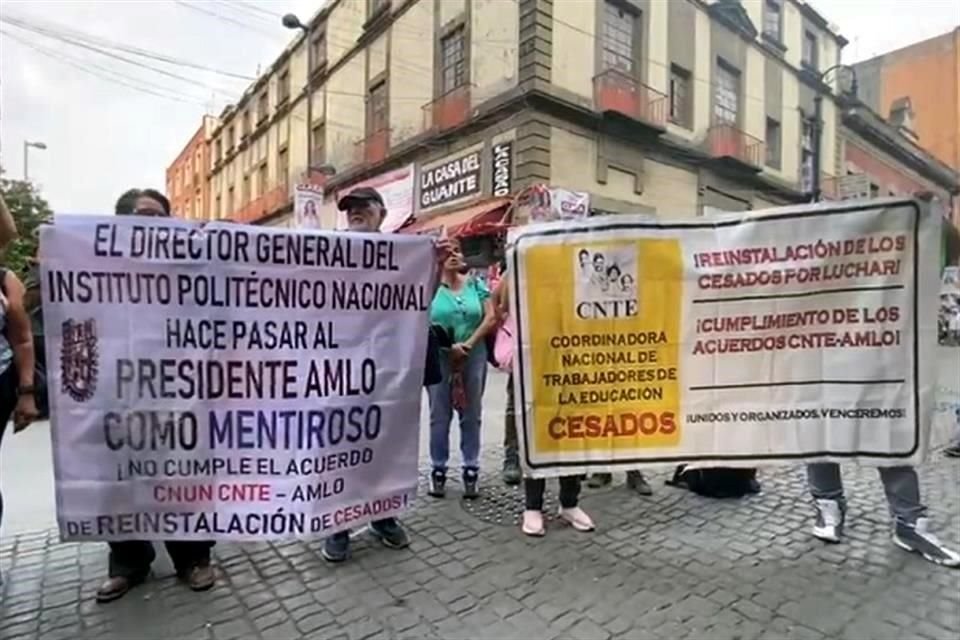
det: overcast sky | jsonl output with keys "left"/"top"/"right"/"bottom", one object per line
{"left": 0, "top": 0, "right": 957, "bottom": 214}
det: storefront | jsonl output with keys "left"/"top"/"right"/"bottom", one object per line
{"left": 400, "top": 196, "right": 512, "bottom": 268}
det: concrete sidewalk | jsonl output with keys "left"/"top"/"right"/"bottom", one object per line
{"left": 2, "top": 371, "right": 959, "bottom": 639}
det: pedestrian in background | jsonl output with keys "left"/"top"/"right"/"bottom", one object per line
{"left": 492, "top": 271, "right": 520, "bottom": 485}
{"left": 96, "top": 188, "right": 216, "bottom": 602}
{"left": 522, "top": 472, "right": 593, "bottom": 537}
{"left": 586, "top": 469, "right": 653, "bottom": 495}
{"left": 427, "top": 238, "right": 496, "bottom": 500}
{"left": 0, "top": 196, "right": 41, "bottom": 585}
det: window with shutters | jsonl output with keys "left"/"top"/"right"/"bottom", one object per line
{"left": 440, "top": 27, "right": 466, "bottom": 94}
{"left": 669, "top": 65, "right": 691, "bottom": 128}
{"left": 312, "top": 123, "right": 325, "bottom": 164}
{"left": 601, "top": 1, "right": 638, "bottom": 75}
{"left": 800, "top": 115, "right": 815, "bottom": 192}
{"left": 278, "top": 68, "right": 291, "bottom": 104}
{"left": 802, "top": 31, "right": 818, "bottom": 69}
{"left": 367, "top": 81, "right": 388, "bottom": 133}
{"left": 258, "top": 164, "right": 268, "bottom": 196}
{"left": 714, "top": 61, "right": 740, "bottom": 124}
{"left": 257, "top": 92, "right": 269, "bottom": 123}
{"left": 765, "top": 118, "right": 781, "bottom": 169}
{"left": 763, "top": 0, "right": 782, "bottom": 42}
{"left": 310, "top": 29, "right": 327, "bottom": 72}
{"left": 277, "top": 148, "right": 289, "bottom": 189}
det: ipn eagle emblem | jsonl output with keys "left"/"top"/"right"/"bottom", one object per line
{"left": 60, "top": 319, "right": 99, "bottom": 403}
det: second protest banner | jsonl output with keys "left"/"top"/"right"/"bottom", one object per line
{"left": 510, "top": 198, "right": 941, "bottom": 477}
{"left": 42, "top": 216, "right": 435, "bottom": 541}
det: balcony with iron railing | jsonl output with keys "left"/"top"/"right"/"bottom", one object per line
{"left": 593, "top": 69, "right": 668, "bottom": 131}
{"left": 705, "top": 123, "right": 764, "bottom": 172}
{"left": 354, "top": 128, "right": 392, "bottom": 166}
{"left": 422, "top": 85, "right": 472, "bottom": 133}
{"left": 232, "top": 182, "right": 290, "bottom": 224}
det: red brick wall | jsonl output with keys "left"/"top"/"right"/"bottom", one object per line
{"left": 877, "top": 29, "right": 960, "bottom": 173}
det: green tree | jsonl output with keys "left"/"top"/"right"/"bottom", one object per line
{"left": 1, "top": 176, "right": 53, "bottom": 277}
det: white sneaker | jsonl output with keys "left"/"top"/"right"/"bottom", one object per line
{"left": 521, "top": 510, "right": 545, "bottom": 537}
{"left": 893, "top": 518, "right": 960, "bottom": 568}
{"left": 558, "top": 506, "right": 595, "bottom": 532}
{"left": 812, "top": 499, "right": 844, "bottom": 543}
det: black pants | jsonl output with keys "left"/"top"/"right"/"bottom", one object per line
{"left": 504, "top": 374, "right": 517, "bottom": 452}
{"left": 0, "top": 365, "right": 18, "bottom": 533}
{"left": 524, "top": 476, "right": 581, "bottom": 511}
{"left": 108, "top": 540, "right": 214, "bottom": 579}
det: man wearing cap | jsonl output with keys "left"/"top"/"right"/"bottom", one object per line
{"left": 322, "top": 186, "right": 450, "bottom": 563}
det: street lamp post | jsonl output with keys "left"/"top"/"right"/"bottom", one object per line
{"left": 810, "top": 65, "right": 858, "bottom": 201}
{"left": 23, "top": 140, "right": 47, "bottom": 181}
{"left": 282, "top": 13, "right": 314, "bottom": 171}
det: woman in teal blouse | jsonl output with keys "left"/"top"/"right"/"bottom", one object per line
{"left": 426, "top": 241, "right": 496, "bottom": 500}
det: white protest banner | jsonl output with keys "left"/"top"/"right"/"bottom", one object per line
{"left": 509, "top": 198, "right": 940, "bottom": 478}
{"left": 293, "top": 184, "right": 325, "bottom": 229}
{"left": 42, "top": 217, "right": 435, "bottom": 541}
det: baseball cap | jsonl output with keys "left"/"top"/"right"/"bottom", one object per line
{"left": 337, "top": 186, "right": 385, "bottom": 211}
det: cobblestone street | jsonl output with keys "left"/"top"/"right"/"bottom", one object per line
{"left": 2, "top": 373, "right": 959, "bottom": 639}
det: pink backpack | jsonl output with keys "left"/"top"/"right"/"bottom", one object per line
{"left": 494, "top": 313, "right": 516, "bottom": 372}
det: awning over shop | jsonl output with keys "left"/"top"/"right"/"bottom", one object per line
{"left": 400, "top": 197, "right": 512, "bottom": 238}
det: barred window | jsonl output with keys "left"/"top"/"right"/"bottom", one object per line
{"left": 669, "top": 65, "right": 691, "bottom": 127}
{"left": 601, "top": 1, "right": 636, "bottom": 74}
{"left": 714, "top": 61, "right": 740, "bottom": 124}
{"left": 440, "top": 28, "right": 466, "bottom": 94}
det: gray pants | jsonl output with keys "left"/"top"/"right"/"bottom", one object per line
{"left": 806, "top": 463, "right": 926, "bottom": 526}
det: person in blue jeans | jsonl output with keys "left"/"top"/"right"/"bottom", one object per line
{"left": 322, "top": 186, "right": 451, "bottom": 563}
{"left": 426, "top": 240, "right": 496, "bottom": 500}
{"left": 808, "top": 463, "right": 959, "bottom": 567}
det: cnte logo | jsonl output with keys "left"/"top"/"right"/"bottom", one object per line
{"left": 576, "top": 299, "right": 639, "bottom": 319}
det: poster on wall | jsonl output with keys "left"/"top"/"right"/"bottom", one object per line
{"left": 519, "top": 185, "right": 591, "bottom": 223}
{"left": 335, "top": 165, "right": 415, "bottom": 232}
{"left": 509, "top": 199, "right": 942, "bottom": 477}
{"left": 293, "top": 184, "right": 324, "bottom": 229}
